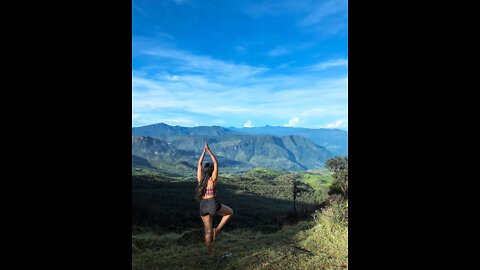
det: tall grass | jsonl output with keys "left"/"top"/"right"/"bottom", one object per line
{"left": 295, "top": 201, "right": 348, "bottom": 269}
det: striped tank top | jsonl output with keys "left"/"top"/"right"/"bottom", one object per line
{"left": 205, "top": 186, "right": 217, "bottom": 196}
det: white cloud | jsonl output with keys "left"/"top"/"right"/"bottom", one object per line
{"left": 141, "top": 47, "right": 268, "bottom": 79}
{"left": 299, "top": 0, "right": 348, "bottom": 26}
{"left": 132, "top": 71, "right": 348, "bottom": 121}
{"left": 284, "top": 117, "right": 300, "bottom": 127}
{"left": 132, "top": 42, "right": 348, "bottom": 128}
{"left": 242, "top": 0, "right": 348, "bottom": 36}
{"left": 269, "top": 43, "right": 312, "bottom": 58}
{"left": 309, "top": 58, "right": 348, "bottom": 71}
{"left": 243, "top": 120, "right": 253, "bottom": 128}
{"left": 324, "top": 120, "right": 347, "bottom": 129}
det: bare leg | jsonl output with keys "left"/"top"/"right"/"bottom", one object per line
{"left": 200, "top": 214, "right": 214, "bottom": 258}
{"left": 214, "top": 204, "right": 233, "bottom": 238}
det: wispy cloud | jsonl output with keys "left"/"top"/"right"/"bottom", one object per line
{"left": 242, "top": 0, "right": 348, "bottom": 35}
{"left": 132, "top": 70, "right": 347, "bottom": 126}
{"left": 132, "top": 1, "right": 147, "bottom": 17}
{"left": 132, "top": 0, "right": 347, "bottom": 129}
{"left": 308, "top": 58, "right": 348, "bottom": 71}
{"left": 268, "top": 42, "right": 314, "bottom": 58}
{"left": 141, "top": 47, "right": 268, "bottom": 79}
{"left": 299, "top": 0, "right": 348, "bottom": 35}
{"left": 133, "top": 42, "right": 347, "bottom": 128}
{"left": 298, "top": 0, "right": 348, "bottom": 26}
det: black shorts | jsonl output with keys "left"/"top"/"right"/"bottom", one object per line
{"left": 199, "top": 197, "right": 222, "bottom": 217}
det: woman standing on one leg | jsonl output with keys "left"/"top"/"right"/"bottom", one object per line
{"left": 196, "top": 142, "right": 234, "bottom": 259}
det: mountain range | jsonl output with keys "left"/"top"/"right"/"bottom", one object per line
{"left": 229, "top": 126, "right": 348, "bottom": 155}
{"left": 132, "top": 123, "right": 347, "bottom": 172}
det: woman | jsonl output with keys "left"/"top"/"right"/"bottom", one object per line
{"left": 196, "top": 142, "right": 234, "bottom": 259}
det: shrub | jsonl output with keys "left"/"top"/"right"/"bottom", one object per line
{"left": 325, "top": 156, "right": 348, "bottom": 198}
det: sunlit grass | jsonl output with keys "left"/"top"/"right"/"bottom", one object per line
{"left": 300, "top": 170, "right": 334, "bottom": 191}
{"left": 133, "top": 203, "right": 348, "bottom": 270}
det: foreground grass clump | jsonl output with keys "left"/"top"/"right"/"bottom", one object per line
{"left": 295, "top": 202, "right": 348, "bottom": 269}
{"left": 240, "top": 202, "right": 348, "bottom": 270}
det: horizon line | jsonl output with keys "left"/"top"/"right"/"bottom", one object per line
{"left": 132, "top": 122, "right": 348, "bottom": 131}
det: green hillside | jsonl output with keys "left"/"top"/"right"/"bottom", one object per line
{"left": 132, "top": 164, "right": 348, "bottom": 269}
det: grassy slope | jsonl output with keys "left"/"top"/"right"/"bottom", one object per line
{"left": 132, "top": 168, "right": 347, "bottom": 269}
{"left": 133, "top": 211, "right": 347, "bottom": 270}
{"left": 300, "top": 170, "right": 334, "bottom": 190}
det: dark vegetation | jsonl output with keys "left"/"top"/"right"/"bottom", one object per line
{"left": 132, "top": 171, "right": 320, "bottom": 234}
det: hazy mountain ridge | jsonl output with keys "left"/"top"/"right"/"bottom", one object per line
{"left": 228, "top": 126, "right": 348, "bottom": 155}
{"left": 132, "top": 123, "right": 336, "bottom": 171}
{"left": 132, "top": 136, "right": 253, "bottom": 172}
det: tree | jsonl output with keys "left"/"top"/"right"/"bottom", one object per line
{"left": 283, "top": 173, "right": 308, "bottom": 217}
{"left": 325, "top": 156, "right": 348, "bottom": 198}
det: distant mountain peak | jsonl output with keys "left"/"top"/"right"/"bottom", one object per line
{"left": 131, "top": 122, "right": 347, "bottom": 156}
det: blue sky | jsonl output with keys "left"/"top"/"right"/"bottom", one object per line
{"left": 132, "top": 0, "right": 348, "bottom": 130}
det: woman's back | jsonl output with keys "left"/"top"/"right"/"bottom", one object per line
{"left": 203, "top": 178, "right": 217, "bottom": 198}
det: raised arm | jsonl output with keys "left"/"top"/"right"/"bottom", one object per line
{"left": 197, "top": 148, "right": 206, "bottom": 183}
{"left": 205, "top": 142, "right": 218, "bottom": 182}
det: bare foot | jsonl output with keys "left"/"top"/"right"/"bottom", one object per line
{"left": 209, "top": 250, "right": 215, "bottom": 260}
{"left": 213, "top": 228, "right": 221, "bottom": 241}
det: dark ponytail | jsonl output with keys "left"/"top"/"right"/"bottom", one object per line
{"left": 195, "top": 162, "right": 214, "bottom": 201}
